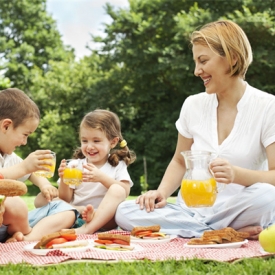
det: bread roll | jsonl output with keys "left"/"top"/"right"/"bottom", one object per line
{"left": 131, "top": 225, "right": 161, "bottom": 236}
{"left": 0, "top": 179, "right": 27, "bottom": 196}
{"left": 97, "top": 233, "right": 130, "bottom": 244}
{"left": 34, "top": 229, "right": 76, "bottom": 249}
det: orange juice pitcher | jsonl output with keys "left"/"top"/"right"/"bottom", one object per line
{"left": 180, "top": 150, "right": 217, "bottom": 208}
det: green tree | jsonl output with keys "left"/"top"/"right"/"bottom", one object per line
{"left": 24, "top": 54, "right": 106, "bottom": 175}
{"left": 0, "top": 0, "right": 73, "bottom": 91}
{"left": 0, "top": 76, "right": 11, "bottom": 90}
{"left": 90, "top": 0, "right": 275, "bottom": 193}
{"left": 0, "top": 0, "right": 76, "bottom": 167}
{"left": 1, "top": 0, "right": 274, "bottom": 193}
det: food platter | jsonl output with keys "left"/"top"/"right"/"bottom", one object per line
{"left": 183, "top": 239, "right": 248, "bottom": 249}
{"left": 24, "top": 241, "right": 91, "bottom": 256}
{"left": 259, "top": 247, "right": 273, "bottom": 254}
{"left": 89, "top": 241, "right": 143, "bottom": 253}
{"left": 130, "top": 234, "right": 177, "bottom": 244}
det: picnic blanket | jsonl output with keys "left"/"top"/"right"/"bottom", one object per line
{"left": 0, "top": 230, "right": 274, "bottom": 266}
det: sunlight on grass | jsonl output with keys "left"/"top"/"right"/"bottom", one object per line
{"left": 22, "top": 196, "right": 36, "bottom": 211}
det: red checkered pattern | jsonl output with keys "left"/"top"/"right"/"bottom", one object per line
{"left": 0, "top": 230, "right": 273, "bottom": 266}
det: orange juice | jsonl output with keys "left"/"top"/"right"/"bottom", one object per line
{"left": 41, "top": 159, "right": 56, "bottom": 177}
{"left": 33, "top": 151, "right": 56, "bottom": 178}
{"left": 63, "top": 167, "right": 82, "bottom": 186}
{"left": 181, "top": 178, "right": 217, "bottom": 207}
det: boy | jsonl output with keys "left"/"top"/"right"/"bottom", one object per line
{"left": 0, "top": 88, "right": 77, "bottom": 242}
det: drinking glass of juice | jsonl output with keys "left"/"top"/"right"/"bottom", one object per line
{"left": 33, "top": 151, "right": 56, "bottom": 178}
{"left": 63, "top": 159, "right": 83, "bottom": 186}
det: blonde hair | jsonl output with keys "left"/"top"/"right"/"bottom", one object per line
{"left": 73, "top": 109, "right": 136, "bottom": 167}
{"left": 190, "top": 20, "right": 253, "bottom": 79}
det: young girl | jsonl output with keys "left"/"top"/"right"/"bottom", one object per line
{"left": 37, "top": 109, "right": 136, "bottom": 234}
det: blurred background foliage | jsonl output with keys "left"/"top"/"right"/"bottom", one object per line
{"left": 0, "top": 0, "right": 274, "bottom": 195}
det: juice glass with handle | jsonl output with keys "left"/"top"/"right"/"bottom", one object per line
{"left": 63, "top": 159, "right": 83, "bottom": 186}
{"left": 33, "top": 151, "right": 56, "bottom": 178}
{"left": 180, "top": 150, "right": 225, "bottom": 208}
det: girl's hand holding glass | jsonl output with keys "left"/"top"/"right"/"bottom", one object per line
{"left": 62, "top": 159, "right": 83, "bottom": 186}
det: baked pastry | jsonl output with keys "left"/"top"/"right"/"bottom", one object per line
{"left": 187, "top": 227, "right": 250, "bottom": 245}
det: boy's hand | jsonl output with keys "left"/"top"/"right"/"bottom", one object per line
{"left": 40, "top": 185, "right": 59, "bottom": 202}
{"left": 23, "top": 150, "right": 54, "bottom": 174}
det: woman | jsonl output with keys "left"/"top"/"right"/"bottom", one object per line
{"left": 115, "top": 20, "right": 275, "bottom": 240}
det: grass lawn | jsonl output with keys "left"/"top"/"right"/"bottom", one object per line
{"left": 1, "top": 253, "right": 275, "bottom": 274}
{"left": 7, "top": 187, "right": 274, "bottom": 274}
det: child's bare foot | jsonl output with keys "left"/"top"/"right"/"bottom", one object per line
{"left": 5, "top": 232, "right": 24, "bottom": 243}
{"left": 82, "top": 204, "right": 94, "bottom": 223}
{"left": 237, "top": 225, "right": 263, "bottom": 240}
{"left": 74, "top": 205, "right": 86, "bottom": 215}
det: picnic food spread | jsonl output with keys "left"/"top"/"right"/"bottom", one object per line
{"left": 33, "top": 229, "right": 82, "bottom": 249}
{"left": 131, "top": 225, "right": 168, "bottom": 239}
{"left": 94, "top": 233, "right": 134, "bottom": 251}
{"left": 187, "top": 227, "right": 250, "bottom": 245}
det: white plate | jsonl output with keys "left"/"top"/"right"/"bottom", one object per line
{"left": 259, "top": 247, "right": 275, "bottom": 254}
{"left": 90, "top": 241, "right": 143, "bottom": 253}
{"left": 24, "top": 242, "right": 91, "bottom": 256}
{"left": 130, "top": 235, "right": 177, "bottom": 244}
{"left": 184, "top": 239, "right": 248, "bottom": 249}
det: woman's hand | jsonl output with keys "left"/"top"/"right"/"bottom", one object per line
{"left": 210, "top": 158, "right": 235, "bottom": 184}
{"left": 136, "top": 190, "right": 167, "bottom": 212}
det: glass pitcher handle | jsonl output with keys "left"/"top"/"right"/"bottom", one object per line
{"left": 208, "top": 154, "right": 226, "bottom": 193}
{"left": 216, "top": 182, "right": 226, "bottom": 193}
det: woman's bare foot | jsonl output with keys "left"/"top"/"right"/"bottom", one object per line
{"left": 5, "top": 232, "right": 24, "bottom": 243}
{"left": 237, "top": 225, "right": 263, "bottom": 240}
{"left": 81, "top": 204, "right": 94, "bottom": 223}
